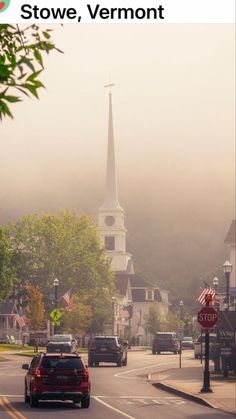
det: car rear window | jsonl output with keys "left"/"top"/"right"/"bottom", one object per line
{"left": 51, "top": 335, "right": 71, "bottom": 342}
{"left": 92, "top": 338, "right": 116, "bottom": 344}
{"left": 196, "top": 335, "right": 216, "bottom": 344}
{"left": 155, "top": 334, "right": 174, "bottom": 339}
{"left": 41, "top": 357, "right": 83, "bottom": 369}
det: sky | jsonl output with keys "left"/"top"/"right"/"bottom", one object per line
{"left": 0, "top": 24, "right": 235, "bottom": 237}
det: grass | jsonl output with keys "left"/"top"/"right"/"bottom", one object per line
{"left": 0, "top": 344, "right": 29, "bottom": 352}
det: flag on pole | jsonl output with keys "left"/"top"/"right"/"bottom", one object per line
{"left": 62, "top": 290, "right": 74, "bottom": 311}
{"left": 196, "top": 287, "right": 215, "bottom": 305}
{"left": 15, "top": 308, "right": 26, "bottom": 328}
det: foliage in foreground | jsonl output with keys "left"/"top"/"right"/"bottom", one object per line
{"left": 0, "top": 24, "right": 61, "bottom": 120}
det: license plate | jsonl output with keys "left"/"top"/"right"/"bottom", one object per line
{"left": 100, "top": 348, "right": 107, "bottom": 351}
{"left": 56, "top": 375, "right": 68, "bottom": 380}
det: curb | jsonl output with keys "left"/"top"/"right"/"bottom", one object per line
{"left": 151, "top": 382, "right": 236, "bottom": 416}
{"left": 152, "top": 382, "right": 214, "bottom": 408}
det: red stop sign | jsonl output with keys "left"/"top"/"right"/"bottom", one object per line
{"left": 197, "top": 307, "right": 218, "bottom": 329}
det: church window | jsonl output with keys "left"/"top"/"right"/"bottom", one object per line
{"left": 105, "top": 236, "right": 115, "bottom": 250}
{"left": 146, "top": 290, "right": 154, "bottom": 301}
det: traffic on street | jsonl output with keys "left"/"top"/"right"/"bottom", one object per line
{"left": 0, "top": 350, "right": 232, "bottom": 419}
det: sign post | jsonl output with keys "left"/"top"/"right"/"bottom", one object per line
{"left": 197, "top": 294, "right": 218, "bottom": 393}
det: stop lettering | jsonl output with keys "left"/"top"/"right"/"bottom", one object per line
{"left": 197, "top": 307, "right": 218, "bottom": 328}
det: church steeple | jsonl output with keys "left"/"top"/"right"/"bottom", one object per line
{"left": 100, "top": 90, "right": 122, "bottom": 210}
{"left": 98, "top": 88, "right": 132, "bottom": 272}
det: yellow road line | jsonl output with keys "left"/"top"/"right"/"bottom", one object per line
{"left": 0, "top": 396, "right": 27, "bottom": 419}
{"left": 0, "top": 397, "right": 18, "bottom": 419}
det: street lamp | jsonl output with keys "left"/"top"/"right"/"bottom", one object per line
{"left": 213, "top": 277, "right": 219, "bottom": 293}
{"left": 111, "top": 296, "right": 116, "bottom": 335}
{"left": 53, "top": 278, "right": 59, "bottom": 334}
{"left": 126, "top": 301, "right": 133, "bottom": 349}
{"left": 223, "top": 260, "right": 232, "bottom": 310}
{"left": 179, "top": 300, "right": 184, "bottom": 368}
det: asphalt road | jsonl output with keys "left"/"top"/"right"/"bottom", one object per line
{"left": 0, "top": 350, "right": 232, "bottom": 418}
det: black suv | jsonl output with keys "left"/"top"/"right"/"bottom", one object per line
{"left": 46, "top": 334, "right": 77, "bottom": 353}
{"left": 22, "top": 352, "right": 90, "bottom": 408}
{"left": 88, "top": 336, "right": 128, "bottom": 367}
{"left": 152, "top": 332, "right": 179, "bottom": 354}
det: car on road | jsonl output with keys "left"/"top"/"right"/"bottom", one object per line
{"left": 181, "top": 336, "right": 194, "bottom": 349}
{"left": 152, "top": 332, "right": 179, "bottom": 354}
{"left": 22, "top": 352, "right": 90, "bottom": 408}
{"left": 88, "top": 336, "right": 128, "bottom": 367}
{"left": 194, "top": 333, "right": 217, "bottom": 359}
{"left": 46, "top": 334, "right": 77, "bottom": 353}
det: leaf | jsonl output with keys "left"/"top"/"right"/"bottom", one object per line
{"left": 0, "top": 100, "right": 13, "bottom": 119}
{"left": 42, "top": 31, "right": 51, "bottom": 40}
{"left": 26, "top": 70, "right": 42, "bottom": 82}
{"left": 3, "top": 95, "right": 21, "bottom": 103}
{"left": 33, "top": 50, "right": 43, "bottom": 67}
{"left": 22, "top": 83, "right": 39, "bottom": 98}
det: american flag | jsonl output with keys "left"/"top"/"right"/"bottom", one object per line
{"left": 15, "top": 308, "right": 26, "bottom": 328}
{"left": 62, "top": 290, "right": 74, "bottom": 311}
{"left": 196, "top": 287, "right": 215, "bottom": 305}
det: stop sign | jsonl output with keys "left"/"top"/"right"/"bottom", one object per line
{"left": 197, "top": 307, "right": 218, "bottom": 329}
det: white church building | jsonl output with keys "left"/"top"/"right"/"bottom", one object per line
{"left": 98, "top": 89, "right": 169, "bottom": 344}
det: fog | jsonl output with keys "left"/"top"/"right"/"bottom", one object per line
{"left": 0, "top": 24, "right": 235, "bottom": 299}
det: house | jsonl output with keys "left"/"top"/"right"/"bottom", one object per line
{"left": 0, "top": 301, "right": 19, "bottom": 343}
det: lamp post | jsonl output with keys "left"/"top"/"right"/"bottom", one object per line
{"left": 179, "top": 300, "right": 184, "bottom": 368}
{"left": 53, "top": 278, "right": 59, "bottom": 334}
{"left": 212, "top": 276, "right": 220, "bottom": 373}
{"left": 126, "top": 301, "right": 133, "bottom": 349}
{"left": 223, "top": 261, "right": 232, "bottom": 310}
{"left": 111, "top": 296, "right": 116, "bottom": 335}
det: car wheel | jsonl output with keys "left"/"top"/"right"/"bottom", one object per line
{"left": 30, "top": 393, "right": 38, "bottom": 407}
{"left": 88, "top": 360, "right": 93, "bottom": 367}
{"left": 81, "top": 396, "right": 90, "bottom": 408}
{"left": 122, "top": 357, "right": 127, "bottom": 366}
{"left": 152, "top": 350, "right": 156, "bottom": 354}
{"left": 94, "top": 361, "right": 99, "bottom": 367}
{"left": 174, "top": 351, "right": 177, "bottom": 354}
{"left": 117, "top": 359, "right": 122, "bottom": 367}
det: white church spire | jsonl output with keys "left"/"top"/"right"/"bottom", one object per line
{"left": 100, "top": 85, "right": 122, "bottom": 210}
{"left": 98, "top": 87, "right": 132, "bottom": 272}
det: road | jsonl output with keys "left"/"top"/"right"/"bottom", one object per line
{"left": 0, "top": 350, "right": 232, "bottom": 418}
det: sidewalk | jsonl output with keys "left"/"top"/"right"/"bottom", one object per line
{"left": 150, "top": 359, "right": 236, "bottom": 415}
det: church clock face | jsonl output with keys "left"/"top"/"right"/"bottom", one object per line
{"left": 105, "top": 216, "right": 115, "bottom": 226}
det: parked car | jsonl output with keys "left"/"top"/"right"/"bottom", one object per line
{"left": 22, "top": 352, "right": 90, "bottom": 408}
{"left": 181, "top": 336, "right": 194, "bottom": 349}
{"left": 88, "top": 336, "right": 128, "bottom": 367}
{"left": 46, "top": 334, "right": 77, "bottom": 353}
{"left": 194, "top": 333, "right": 217, "bottom": 359}
{"left": 152, "top": 332, "right": 179, "bottom": 354}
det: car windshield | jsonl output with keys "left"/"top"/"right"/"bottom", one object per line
{"left": 51, "top": 335, "right": 71, "bottom": 342}
{"left": 41, "top": 357, "right": 83, "bottom": 369}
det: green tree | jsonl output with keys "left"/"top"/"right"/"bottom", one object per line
{"left": 6, "top": 210, "right": 115, "bottom": 331}
{"left": 144, "top": 304, "right": 165, "bottom": 335}
{"left": 61, "top": 295, "right": 92, "bottom": 336}
{"left": 0, "top": 24, "right": 62, "bottom": 120}
{"left": 25, "top": 283, "right": 45, "bottom": 330}
{"left": 0, "top": 226, "right": 16, "bottom": 302}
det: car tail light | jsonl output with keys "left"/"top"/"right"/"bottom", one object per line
{"left": 34, "top": 367, "right": 49, "bottom": 379}
{"left": 76, "top": 369, "right": 89, "bottom": 381}
{"left": 111, "top": 344, "right": 120, "bottom": 350}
